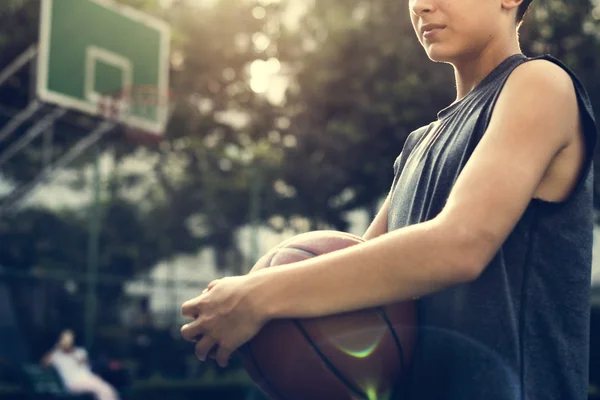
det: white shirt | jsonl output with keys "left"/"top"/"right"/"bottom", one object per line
{"left": 50, "top": 347, "right": 93, "bottom": 386}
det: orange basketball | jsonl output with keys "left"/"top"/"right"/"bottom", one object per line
{"left": 239, "top": 230, "right": 417, "bottom": 400}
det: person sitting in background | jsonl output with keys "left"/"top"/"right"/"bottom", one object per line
{"left": 41, "top": 329, "right": 120, "bottom": 400}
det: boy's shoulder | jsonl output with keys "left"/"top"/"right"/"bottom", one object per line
{"left": 510, "top": 56, "right": 575, "bottom": 97}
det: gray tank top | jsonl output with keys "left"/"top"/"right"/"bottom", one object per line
{"left": 388, "top": 54, "right": 597, "bottom": 400}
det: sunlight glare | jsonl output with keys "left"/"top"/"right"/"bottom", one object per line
{"left": 252, "top": 6, "right": 266, "bottom": 19}
{"left": 252, "top": 32, "right": 271, "bottom": 52}
{"left": 249, "top": 58, "right": 281, "bottom": 94}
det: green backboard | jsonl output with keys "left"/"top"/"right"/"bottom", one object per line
{"left": 37, "top": 0, "right": 171, "bottom": 135}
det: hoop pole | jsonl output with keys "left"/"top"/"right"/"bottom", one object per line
{"left": 0, "top": 101, "right": 43, "bottom": 144}
{"left": 0, "top": 107, "right": 66, "bottom": 166}
{"left": 0, "top": 45, "right": 37, "bottom": 88}
{"left": 248, "top": 165, "right": 263, "bottom": 272}
{"left": 42, "top": 122, "right": 54, "bottom": 171}
{"left": 0, "top": 121, "right": 116, "bottom": 215}
{"left": 85, "top": 142, "right": 101, "bottom": 351}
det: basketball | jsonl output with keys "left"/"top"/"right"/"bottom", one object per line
{"left": 239, "top": 230, "right": 417, "bottom": 400}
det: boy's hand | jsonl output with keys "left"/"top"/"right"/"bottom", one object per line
{"left": 180, "top": 275, "right": 268, "bottom": 368}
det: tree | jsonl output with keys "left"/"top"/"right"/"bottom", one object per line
{"left": 274, "top": 0, "right": 454, "bottom": 228}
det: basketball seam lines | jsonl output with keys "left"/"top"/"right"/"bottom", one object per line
{"left": 277, "top": 246, "right": 317, "bottom": 259}
{"left": 246, "top": 341, "right": 292, "bottom": 400}
{"left": 274, "top": 232, "right": 363, "bottom": 251}
{"left": 278, "top": 246, "right": 368, "bottom": 400}
{"left": 376, "top": 307, "right": 406, "bottom": 370}
{"left": 292, "top": 320, "right": 368, "bottom": 400}
{"left": 376, "top": 306, "right": 406, "bottom": 399}
{"left": 246, "top": 250, "right": 292, "bottom": 400}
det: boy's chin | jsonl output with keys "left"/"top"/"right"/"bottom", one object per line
{"left": 426, "top": 50, "right": 451, "bottom": 63}
{"left": 429, "top": 56, "right": 457, "bottom": 65}
{"left": 423, "top": 45, "right": 456, "bottom": 63}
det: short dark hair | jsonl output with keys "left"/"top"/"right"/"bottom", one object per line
{"left": 517, "top": 0, "right": 534, "bottom": 22}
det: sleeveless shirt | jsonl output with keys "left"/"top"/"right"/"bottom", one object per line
{"left": 388, "top": 54, "right": 597, "bottom": 400}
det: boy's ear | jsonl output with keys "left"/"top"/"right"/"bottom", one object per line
{"left": 501, "top": 0, "right": 524, "bottom": 12}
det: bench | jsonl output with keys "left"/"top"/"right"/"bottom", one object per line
{"left": 19, "top": 364, "right": 94, "bottom": 400}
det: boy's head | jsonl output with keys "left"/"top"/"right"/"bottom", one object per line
{"left": 409, "top": 0, "right": 532, "bottom": 63}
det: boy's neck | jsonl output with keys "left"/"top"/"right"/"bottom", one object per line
{"left": 451, "top": 35, "right": 522, "bottom": 101}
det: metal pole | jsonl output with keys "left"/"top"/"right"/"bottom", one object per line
{"left": 43, "top": 121, "right": 54, "bottom": 170}
{"left": 0, "top": 121, "right": 115, "bottom": 214}
{"left": 0, "top": 45, "right": 37, "bottom": 88}
{"left": 171, "top": 262, "right": 178, "bottom": 325}
{"left": 0, "top": 101, "right": 42, "bottom": 144}
{"left": 248, "top": 165, "right": 262, "bottom": 271}
{"left": 0, "top": 107, "right": 66, "bottom": 166}
{"left": 85, "top": 143, "right": 102, "bottom": 351}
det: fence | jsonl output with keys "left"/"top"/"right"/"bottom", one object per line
{"left": 0, "top": 265, "right": 209, "bottom": 380}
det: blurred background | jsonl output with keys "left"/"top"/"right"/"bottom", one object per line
{"left": 0, "top": 0, "right": 599, "bottom": 399}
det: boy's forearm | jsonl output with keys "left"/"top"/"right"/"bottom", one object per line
{"left": 362, "top": 196, "right": 390, "bottom": 240}
{"left": 252, "top": 218, "right": 481, "bottom": 320}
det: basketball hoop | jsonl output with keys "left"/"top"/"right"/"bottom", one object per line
{"left": 95, "top": 85, "right": 174, "bottom": 147}
{"left": 97, "top": 92, "right": 130, "bottom": 122}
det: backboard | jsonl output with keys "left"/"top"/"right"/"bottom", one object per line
{"left": 37, "top": 0, "right": 171, "bottom": 135}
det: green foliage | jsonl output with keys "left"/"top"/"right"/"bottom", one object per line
{"left": 278, "top": 0, "right": 455, "bottom": 227}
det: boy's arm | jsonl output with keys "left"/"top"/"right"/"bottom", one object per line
{"left": 362, "top": 196, "right": 390, "bottom": 240}
{"left": 248, "top": 195, "right": 390, "bottom": 276}
{"left": 247, "top": 60, "right": 579, "bottom": 319}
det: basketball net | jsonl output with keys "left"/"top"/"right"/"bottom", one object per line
{"left": 96, "top": 85, "right": 173, "bottom": 145}
{"left": 97, "top": 94, "right": 130, "bottom": 121}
